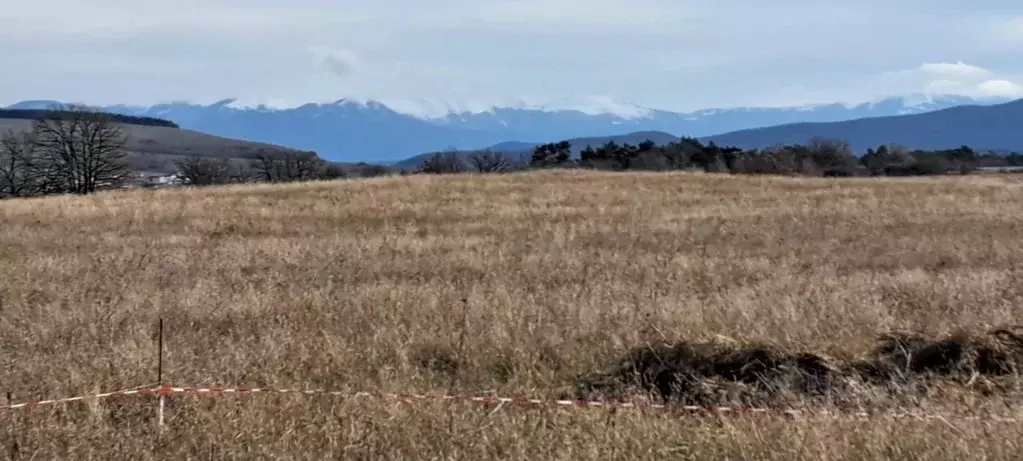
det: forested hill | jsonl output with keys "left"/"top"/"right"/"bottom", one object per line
{"left": 0, "top": 108, "right": 179, "bottom": 129}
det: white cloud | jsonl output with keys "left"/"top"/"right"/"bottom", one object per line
{"left": 976, "top": 80, "right": 1023, "bottom": 98}
{"left": 922, "top": 79, "right": 967, "bottom": 94}
{"left": 917, "top": 62, "right": 991, "bottom": 78}
{"left": 919, "top": 78, "right": 1023, "bottom": 99}
{"left": 862, "top": 61, "right": 1022, "bottom": 100}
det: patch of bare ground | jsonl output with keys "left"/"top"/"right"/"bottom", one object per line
{"left": 3, "top": 171, "right": 1023, "bottom": 459}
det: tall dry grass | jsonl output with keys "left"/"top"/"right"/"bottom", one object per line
{"left": 2, "top": 170, "right": 1023, "bottom": 460}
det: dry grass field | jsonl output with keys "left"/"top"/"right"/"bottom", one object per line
{"left": 2, "top": 170, "right": 1023, "bottom": 460}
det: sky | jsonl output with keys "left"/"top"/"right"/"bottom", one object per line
{"left": 1, "top": 0, "right": 1023, "bottom": 112}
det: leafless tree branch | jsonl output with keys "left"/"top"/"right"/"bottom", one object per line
{"left": 175, "top": 155, "right": 233, "bottom": 186}
{"left": 29, "top": 104, "right": 129, "bottom": 194}
{"left": 466, "top": 150, "right": 511, "bottom": 173}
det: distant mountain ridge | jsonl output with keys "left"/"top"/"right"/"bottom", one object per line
{"left": 397, "top": 99, "right": 1023, "bottom": 167}
{"left": 5, "top": 94, "right": 1009, "bottom": 162}
{"left": 704, "top": 98, "right": 1023, "bottom": 152}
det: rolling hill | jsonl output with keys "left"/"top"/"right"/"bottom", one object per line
{"left": 0, "top": 117, "right": 312, "bottom": 175}
{"left": 704, "top": 98, "right": 1023, "bottom": 152}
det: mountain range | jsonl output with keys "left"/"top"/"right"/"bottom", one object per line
{"left": 5, "top": 94, "right": 1012, "bottom": 163}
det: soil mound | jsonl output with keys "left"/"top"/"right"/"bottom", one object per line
{"left": 574, "top": 327, "right": 1023, "bottom": 407}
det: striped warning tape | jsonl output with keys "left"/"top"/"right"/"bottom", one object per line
{"left": 1, "top": 385, "right": 1021, "bottom": 422}
{"left": 1, "top": 387, "right": 154, "bottom": 411}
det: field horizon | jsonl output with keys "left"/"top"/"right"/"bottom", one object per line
{"left": 3, "top": 170, "right": 1023, "bottom": 459}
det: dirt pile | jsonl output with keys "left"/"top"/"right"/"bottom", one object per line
{"left": 574, "top": 327, "right": 1023, "bottom": 407}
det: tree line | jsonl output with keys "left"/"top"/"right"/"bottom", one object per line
{"left": 415, "top": 136, "right": 1023, "bottom": 177}
{"left": 172, "top": 150, "right": 349, "bottom": 186}
{"left": 0, "top": 108, "right": 179, "bottom": 128}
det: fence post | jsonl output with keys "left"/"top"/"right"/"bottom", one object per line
{"left": 157, "top": 318, "right": 165, "bottom": 432}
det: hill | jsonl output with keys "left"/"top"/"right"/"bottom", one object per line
{"left": 8, "top": 93, "right": 1007, "bottom": 162}
{"left": 3, "top": 171, "right": 1023, "bottom": 458}
{"left": 704, "top": 98, "right": 1023, "bottom": 152}
{"left": 0, "top": 107, "right": 179, "bottom": 128}
{"left": 0, "top": 117, "right": 312, "bottom": 174}
{"left": 393, "top": 130, "right": 679, "bottom": 169}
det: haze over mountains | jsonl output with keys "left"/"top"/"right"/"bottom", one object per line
{"left": 5, "top": 93, "right": 1018, "bottom": 163}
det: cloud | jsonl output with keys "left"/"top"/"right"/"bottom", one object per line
{"left": 885, "top": 62, "right": 993, "bottom": 81}
{"left": 976, "top": 80, "right": 1023, "bottom": 98}
{"left": 310, "top": 47, "right": 360, "bottom": 78}
{"left": 922, "top": 79, "right": 968, "bottom": 94}
{"left": 917, "top": 62, "right": 991, "bottom": 78}
{"left": 872, "top": 62, "right": 1023, "bottom": 100}
{"left": 0, "top": 1, "right": 367, "bottom": 36}
{"left": 921, "top": 78, "right": 1023, "bottom": 98}
{"left": 457, "top": 0, "right": 704, "bottom": 29}
{"left": 2, "top": 1, "right": 1023, "bottom": 110}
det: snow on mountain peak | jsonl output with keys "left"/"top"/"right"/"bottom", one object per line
{"left": 219, "top": 97, "right": 297, "bottom": 111}
{"left": 834, "top": 92, "right": 995, "bottom": 111}
{"left": 375, "top": 95, "right": 654, "bottom": 120}
{"left": 381, "top": 99, "right": 503, "bottom": 119}
{"left": 532, "top": 95, "right": 653, "bottom": 119}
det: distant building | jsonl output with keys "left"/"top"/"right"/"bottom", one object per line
{"left": 975, "top": 166, "right": 1023, "bottom": 174}
{"left": 134, "top": 172, "right": 184, "bottom": 188}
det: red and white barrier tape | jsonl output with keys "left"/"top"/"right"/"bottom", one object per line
{"left": 2, "top": 385, "right": 1020, "bottom": 422}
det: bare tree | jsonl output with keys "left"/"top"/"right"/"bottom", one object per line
{"left": 805, "top": 136, "right": 858, "bottom": 171}
{"left": 419, "top": 151, "right": 466, "bottom": 174}
{"left": 227, "top": 162, "right": 257, "bottom": 183}
{"left": 466, "top": 150, "right": 511, "bottom": 173}
{"left": 30, "top": 104, "right": 129, "bottom": 194}
{"left": 0, "top": 130, "right": 41, "bottom": 197}
{"left": 251, "top": 151, "right": 326, "bottom": 182}
{"left": 175, "top": 155, "right": 233, "bottom": 186}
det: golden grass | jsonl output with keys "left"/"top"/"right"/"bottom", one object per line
{"left": 3, "top": 170, "right": 1023, "bottom": 459}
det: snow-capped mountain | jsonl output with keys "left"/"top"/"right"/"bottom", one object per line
{"left": 4, "top": 94, "right": 1009, "bottom": 162}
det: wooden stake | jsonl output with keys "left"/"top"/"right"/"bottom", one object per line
{"left": 157, "top": 318, "right": 165, "bottom": 432}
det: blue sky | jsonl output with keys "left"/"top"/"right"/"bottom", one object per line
{"left": 1, "top": 0, "right": 1022, "bottom": 112}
